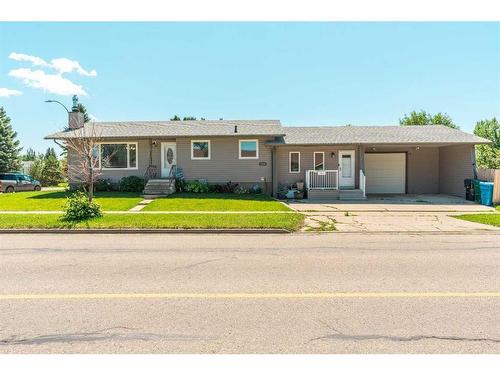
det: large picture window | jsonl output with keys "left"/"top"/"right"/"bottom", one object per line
{"left": 239, "top": 139, "right": 259, "bottom": 159}
{"left": 95, "top": 143, "right": 138, "bottom": 169}
{"left": 191, "top": 140, "right": 211, "bottom": 160}
{"left": 289, "top": 152, "right": 300, "bottom": 173}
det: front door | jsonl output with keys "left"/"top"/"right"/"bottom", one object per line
{"left": 338, "top": 150, "right": 355, "bottom": 188}
{"left": 161, "top": 142, "right": 177, "bottom": 178}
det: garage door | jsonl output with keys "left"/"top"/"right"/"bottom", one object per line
{"left": 365, "top": 153, "right": 406, "bottom": 194}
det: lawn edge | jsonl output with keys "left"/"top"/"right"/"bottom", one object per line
{"left": 0, "top": 228, "right": 290, "bottom": 234}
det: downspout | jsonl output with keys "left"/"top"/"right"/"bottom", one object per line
{"left": 471, "top": 145, "right": 477, "bottom": 179}
{"left": 272, "top": 146, "right": 278, "bottom": 198}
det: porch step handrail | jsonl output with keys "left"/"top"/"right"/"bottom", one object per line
{"left": 306, "top": 170, "right": 339, "bottom": 190}
{"left": 360, "top": 169, "right": 366, "bottom": 197}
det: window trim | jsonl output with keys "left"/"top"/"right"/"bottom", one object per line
{"left": 289, "top": 151, "right": 301, "bottom": 174}
{"left": 238, "top": 139, "right": 259, "bottom": 160}
{"left": 313, "top": 151, "right": 325, "bottom": 171}
{"left": 191, "top": 140, "right": 211, "bottom": 160}
{"left": 95, "top": 142, "right": 139, "bottom": 170}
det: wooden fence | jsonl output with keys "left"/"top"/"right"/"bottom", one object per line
{"left": 477, "top": 168, "right": 500, "bottom": 204}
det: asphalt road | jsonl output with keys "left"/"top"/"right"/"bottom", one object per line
{"left": 0, "top": 232, "right": 499, "bottom": 354}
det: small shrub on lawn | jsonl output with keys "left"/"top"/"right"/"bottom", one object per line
{"left": 62, "top": 191, "right": 102, "bottom": 221}
{"left": 184, "top": 180, "right": 209, "bottom": 193}
{"left": 119, "top": 176, "right": 145, "bottom": 192}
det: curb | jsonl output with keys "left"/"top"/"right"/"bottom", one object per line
{"left": 0, "top": 228, "right": 290, "bottom": 234}
{"left": 299, "top": 230, "right": 500, "bottom": 235}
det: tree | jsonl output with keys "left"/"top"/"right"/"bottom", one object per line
{"left": 474, "top": 118, "right": 500, "bottom": 169}
{"left": 44, "top": 147, "right": 57, "bottom": 160}
{"left": 183, "top": 116, "right": 197, "bottom": 121}
{"left": 170, "top": 115, "right": 181, "bottom": 121}
{"left": 22, "top": 147, "right": 37, "bottom": 161}
{"left": 64, "top": 125, "right": 104, "bottom": 202}
{"left": 0, "top": 107, "right": 22, "bottom": 172}
{"left": 41, "top": 153, "right": 63, "bottom": 185}
{"left": 75, "top": 103, "right": 91, "bottom": 124}
{"left": 399, "top": 110, "right": 459, "bottom": 129}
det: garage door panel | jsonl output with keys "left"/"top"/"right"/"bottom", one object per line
{"left": 365, "top": 153, "right": 406, "bottom": 194}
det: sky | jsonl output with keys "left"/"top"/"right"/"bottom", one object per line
{"left": 0, "top": 22, "right": 499, "bottom": 153}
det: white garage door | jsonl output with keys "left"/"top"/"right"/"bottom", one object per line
{"left": 365, "top": 153, "right": 406, "bottom": 194}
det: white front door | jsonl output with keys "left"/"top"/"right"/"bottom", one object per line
{"left": 338, "top": 150, "right": 355, "bottom": 188}
{"left": 161, "top": 142, "right": 176, "bottom": 178}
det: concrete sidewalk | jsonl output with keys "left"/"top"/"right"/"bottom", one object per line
{"left": 302, "top": 211, "right": 499, "bottom": 233}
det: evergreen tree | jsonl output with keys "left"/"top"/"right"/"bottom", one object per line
{"left": 0, "top": 107, "right": 22, "bottom": 172}
{"left": 44, "top": 147, "right": 57, "bottom": 160}
{"left": 22, "top": 147, "right": 37, "bottom": 161}
{"left": 41, "top": 154, "right": 63, "bottom": 185}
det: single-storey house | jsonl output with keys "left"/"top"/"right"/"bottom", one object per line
{"left": 45, "top": 109, "right": 490, "bottom": 199}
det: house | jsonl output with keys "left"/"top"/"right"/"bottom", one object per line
{"left": 45, "top": 109, "right": 490, "bottom": 200}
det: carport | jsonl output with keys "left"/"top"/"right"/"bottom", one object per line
{"left": 360, "top": 143, "right": 478, "bottom": 198}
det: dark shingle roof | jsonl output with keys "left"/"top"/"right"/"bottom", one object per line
{"left": 45, "top": 120, "right": 284, "bottom": 139}
{"left": 272, "top": 125, "right": 490, "bottom": 145}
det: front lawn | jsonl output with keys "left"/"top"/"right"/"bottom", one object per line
{"left": 454, "top": 213, "right": 500, "bottom": 228}
{"left": 0, "top": 191, "right": 143, "bottom": 211}
{"left": 0, "top": 213, "right": 304, "bottom": 231}
{"left": 143, "top": 193, "right": 290, "bottom": 211}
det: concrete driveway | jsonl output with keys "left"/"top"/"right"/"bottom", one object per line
{"left": 286, "top": 195, "right": 498, "bottom": 233}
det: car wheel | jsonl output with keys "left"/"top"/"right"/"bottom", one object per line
{"left": 34, "top": 185, "right": 41, "bottom": 191}
{"left": 6, "top": 186, "right": 15, "bottom": 193}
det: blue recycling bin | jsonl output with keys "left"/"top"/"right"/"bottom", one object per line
{"left": 479, "top": 181, "right": 494, "bottom": 206}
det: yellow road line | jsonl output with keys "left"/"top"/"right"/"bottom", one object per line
{"left": 0, "top": 292, "right": 499, "bottom": 300}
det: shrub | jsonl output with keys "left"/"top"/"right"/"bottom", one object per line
{"left": 209, "top": 181, "right": 239, "bottom": 193}
{"left": 62, "top": 191, "right": 102, "bottom": 221}
{"left": 184, "top": 180, "right": 209, "bottom": 193}
{"left": 234, "top": 185, "right": 249, "bottom": 194}
{"left": 119, "top": 176, "right": 145, "bottom": 192}
{"left": 94, "top": 178, "right": 119, "bottom": 192}
{"left": 250, "top": 184, "right": 262, "bottom": 194}
{"left": 175, "top": 179, "right": 187, "bottom": 192}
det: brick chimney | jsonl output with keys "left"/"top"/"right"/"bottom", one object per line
{"left": 68, "top": 95, "right": 84, "bottom": 130}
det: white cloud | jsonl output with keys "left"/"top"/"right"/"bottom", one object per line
{"left": 8, "top": 52, "right": 50, "bottom": 67}
{"left": 0, "top": 87, "right": 23, "bottom": 97}
{"left": 8, "top": 68, "right": 87, "bottom": 96}
{"left": 51, "top": 58, "right": 97, "bottom": 77}
{"left": 7, "top": 52, "right": 96, "bottom": 96}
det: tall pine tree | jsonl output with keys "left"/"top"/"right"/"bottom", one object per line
{"left": 0, "top": 107, "right": 22, "bottom": 172}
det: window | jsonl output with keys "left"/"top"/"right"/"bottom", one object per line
{"left": 289, "top": 152, "right": 300, "bottom": 173}
{"left": 96, "top": 143, "right": 138, "bottom": 169}
{"left": 239, "top": 139, "right": 259, "bottom": 159}
{"left": 314, "top": 152, "right": 325, "bottom": 171}
{"left": 191, "top": 140, "right": 211, "bottom": 160}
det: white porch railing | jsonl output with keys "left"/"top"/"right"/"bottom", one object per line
{"left": 306, "top": 170, "right": 339, "bottom": 190}
{"left": 359, "top": 169, "right": 366, "bottom": 197}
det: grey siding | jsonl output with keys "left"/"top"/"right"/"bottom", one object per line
{"left": 276, "top": 146, "right": 359, "bottom": 188}
{"left": 176, "top": 136, "right": 274, "bottom": 192}
{"left": 439, "top": 144, "right": 475, "bottom": 197}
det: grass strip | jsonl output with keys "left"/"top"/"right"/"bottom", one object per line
{"left": 453, "top": 213, "right": 500, "bottom": 227}
{"left": 0, "top": 213, "right": 304, "bottom": 231}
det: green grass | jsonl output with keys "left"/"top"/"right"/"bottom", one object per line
{"left": 0, "top": 213, "right": 304, "bottom": 231}
{"left": 143, "top": 193, "right": 291, "bottom": 212}
{"left": 0, "top": 191, "right": 143, "bottom": 211}
{"left": 454, "top": 213, "right": 500, "bottom": 228}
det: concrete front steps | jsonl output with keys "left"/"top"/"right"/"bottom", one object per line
{"left": 307, "top": 189, "right": 366, "bottom": 200}
{"left": 339, "top": 189, "right": 366, "bottom": 201}
{"left": 142, "top": 178, "right": 176, "bottom": 199}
